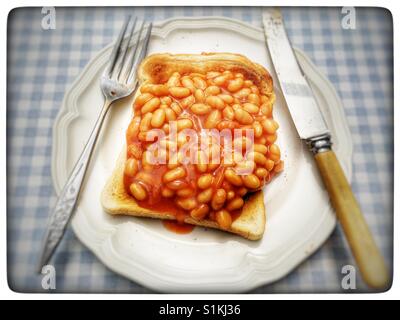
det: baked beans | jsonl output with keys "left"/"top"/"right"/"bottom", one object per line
{"left": 124, "top": 67, "right": 283, "bottom": 228}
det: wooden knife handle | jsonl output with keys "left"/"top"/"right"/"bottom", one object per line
{"left": 314, "top": 150, "right": 389, "bottom": 289}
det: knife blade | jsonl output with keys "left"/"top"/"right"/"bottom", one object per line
{"left": 263, "top": 9, "right": 329, "bottom": 140}
{"left": 262, "top": 8, "right": 389, "bottom": 289}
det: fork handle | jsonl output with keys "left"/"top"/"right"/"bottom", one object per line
{"left": 314, "top": 150, "right": 389, "bottom": 289}
{"left": 37, "top": 99, "right": 112, "bottom": 271}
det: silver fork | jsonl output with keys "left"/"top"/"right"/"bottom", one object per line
{"left": 37, "top": 16, "right": 152, "bottom": 272}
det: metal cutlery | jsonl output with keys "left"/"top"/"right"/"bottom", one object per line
{"left": 37, "top": 16, "right": 152, "bottom": 271}
{"left": 262, "top": 8, "right": 389, "bottom": 289}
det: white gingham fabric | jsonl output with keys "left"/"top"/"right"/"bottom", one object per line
{"left": 7, "top": 7, "right": 393, "bottom": 293}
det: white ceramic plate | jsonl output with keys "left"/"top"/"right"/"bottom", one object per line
{"left": 52, "top": 17, "right": 352, "bottom": 292}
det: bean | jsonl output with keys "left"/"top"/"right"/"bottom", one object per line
{"left": 135, "top": 93, "right": 153, "bottom": 107}
{"left": 247, "top": 93, "right": 261, "bottom": 106}
{"left": 253, "top": 121, "right": 263, "bottom": 138}
{"left": 180, "top": 95, "right": 195, "bottom": 108}
{"left": 151, "top": 108, "right": 166, "bottom": 128}
{"left": 250, "top": 151, "right": 267, "bottom": 166}
{"left": 217, "top": 120, "right": 238, "bottom": 131}
{"left": 254, "top": 143, "right": 268, "bottom": 155}
{"left": 197, "top": 188, "right": 213, "bottom": 203}
{"left": 177, "top": 187, "right": 195, "bottom": 198}
{"left": 126, "top": 116, "right": 141, "bottom": 141}
{"left": 162, "top": 123, "right": 170, "bottom": 134}
{"left": 169, "top": 87, "right": 191, "bottom": 98}
{"left": 204, "top": 85, "right": 220, "bottom": 96}
{"left": 196, "top": 150, "right": 208, "bottom": 173}
{"left": 177, "top": 118, "right": 193, "bottom": 131}
{"left": 140, "top": 113, "right": 153, "bottom": 132}
{"left": 237, "top": 187, "right": 248, "bottom": 197}
{"left": 250, "top": 85, "right": 259, "bottom": 94}
{"left": 218, "top": 94, "right": 234, "bottom": 104}
{"left": 141, "top": 84, "right": 169, "bottom": 96}
{"left": 124, "top": 158, "right": 139, "bottom": 177}
{"left": 215, "top": 210, "right": 232, "bottom": 229}
{"left": 213, "top": 75, "right": 227, "bottom": 86}
{"left": 163, "top": 166, "right": 186, "bottom": 183}
{"left": 176, "top": 197, "right": 197, "bottom": 211}
{"left": 181, "top": 77, "right": 195, "bottom": 91}
{"left": 160, "top": 96, "right": 172, "bottom": 105}
{"left": 223, "top": 70, "right": 234, "bottom": 79}
{"left": 227, "top": 77, "right": 244, "bottom": 92}
{"left": 261, "top": 95, "right": 269, "bottom": 103}
{"left": 167, "top": 72, "right": 181, "bottom": 87}
{"left": 234, "top": 109, "right": 254, "bottom": 125}
{"left": 234, "top": 88, "right": 251, "bottom": 99}
{"left": 206, "top": 96, "right": 225, "bottom": 110}
{"left": 227, "top": 190, "right": 235, "bottom": 200}
{"left": 258, "top": 136, "right": 267, "bottom": 145}
{"left": 194, "top": 89, "right": 205, "bottom": 103}
{"left": 269, "top": 144, "right": 281, "bottom": 156}
{"left": 161, "top": 186, "right": 175, "bottom": 198}
{"left": 193, "top": 77, "right": 207, "bottom": 90}
{"left": 166, "top": 180, "right": 188, "bottom": 190}
{"left": 129, "top": 182, "right": 147, "bottom": 201}
{"left": 244, "top": 80, "right": 253, "bottom": 87}
{"left": 190, "top": 103, "right": 212, "bottom": 115}
{"left": 197, "top": 174, "right": 213, "bottom": 189}
{"left": 204, "top": 109, "right": 222, "bottom": 129}
{"left": 265, "top": 159, "right": 275, "bottom": 171}
{"left": 262, "top": 118, "right": 279, "bottom": 134}
{"left": 243, "top": 103, "right": 259, "bottom": 114}
{"left": 242, "top": 174, "right": 260, "bottom": 189}
{"left": 235, "top": 160, "right": 255, "bottom": 174}
{"left": 170, "top": 102, "right": 183, "bottom": 115}
{"left": 265, "top": 134, "right": 277, "bottom": 145}
{"left": 260, "top": 102, "right": 272, "bottom": 117}
{"left": 222, "top": 106, "right": 235, "bottom": 120}
{"left": 190, "top": 204, "right": 210, "bottom": 220}
{"left": 226, "top": 197, "right": 244, "bottom": 211}
{"left": 177, "top": 131, "right": 188, "bottom": 148}
{"left": 232, "top": 104, "right": 241, "bottom": 111}
{"left": 211, "top": 189, "right": 227, "bottom": 210}
{"left": 255, "top": 167, "right": 269, "bottom": 179}
{"left": 141, "top": 97, "right": 160, "bottom": 114}
{"left": 165, "top": 108, "right": 177, "bottom": 121}
{"left": 269, "top": 144, "right": 281, "bottom": 162}
{"left": 224, "top": 168, "right": 243, "bottom": 186}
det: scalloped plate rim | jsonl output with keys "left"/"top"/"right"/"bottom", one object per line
{"left": 51, "top": 16, "right": 353, "bottom": 292}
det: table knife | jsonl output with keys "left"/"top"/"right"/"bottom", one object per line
{"left": 262, "top": 8, "right": 389, "bottom": 289}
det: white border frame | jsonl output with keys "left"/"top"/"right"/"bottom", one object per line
{"left": 2, "top": 0, "right": 398, "bottom": 300}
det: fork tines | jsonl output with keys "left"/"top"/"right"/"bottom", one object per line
{"left": 106, "top": 16, "right": 152, "bottom": 85}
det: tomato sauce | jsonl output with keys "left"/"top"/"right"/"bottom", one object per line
{"left": 162, "top": 220, "right": 195, "bottom": 234}
{"left": 122, "top": 69, "right": 283, "bottom": 233}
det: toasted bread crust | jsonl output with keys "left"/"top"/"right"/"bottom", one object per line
{"left": 102, "top": 53, "right": 271, "bottom": 240}
{"left": 101, "top": 149, "right": 266, "bottom": 240}
{"left": 138, "top": 53, "right": 274, "bottom": 96}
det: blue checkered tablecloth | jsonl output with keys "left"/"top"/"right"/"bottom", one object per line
{"left": 7, "top": 7, "right": 393, "bottom": 293}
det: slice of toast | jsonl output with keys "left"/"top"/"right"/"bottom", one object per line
{"left": 101, "top": 53, "right": 275, "bottom": 240}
